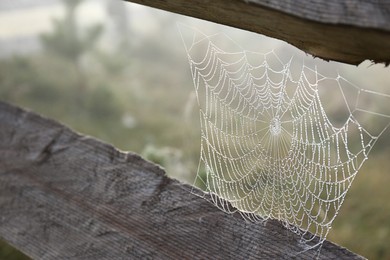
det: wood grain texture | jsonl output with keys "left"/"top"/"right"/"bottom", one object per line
{"left": 124, "top": 0, "right": 390, "bottom": 65}
{"left": 0, "top": 101, "right": 365, "bottom": 259}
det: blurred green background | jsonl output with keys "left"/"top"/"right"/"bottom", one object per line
{"left": 0, "top": 0, "right": 389, "bottom": 259}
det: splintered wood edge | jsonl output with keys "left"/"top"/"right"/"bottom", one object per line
{"left": 124, "top": 0, "right": 390, "bottom": 65}
{"left": 0, "top": 101, "right": 365, "bottom": 259}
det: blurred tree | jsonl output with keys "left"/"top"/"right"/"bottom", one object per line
{"left": 40, "top": 0, "right": 103, "bottom": 91}
{"left": 0, "top": 239, "right": 29, "bottom": 260}
{"left": 41, "top": 0, "right": 103, "bottom": 62}
{"left": 106, "top": 0, "right": 131, "bottom": 49}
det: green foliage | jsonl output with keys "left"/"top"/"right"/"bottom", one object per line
{"left": 86, "top": 85, "right": 122, "bottom": 121}
{"left": 142, "top": 144, "right": 169, "bottom": 166}
{"left": 194, "top": 168, "right": 207, "bottom": 191}
{"left": 0, "top": 240, "right": 30, "bottom": 260}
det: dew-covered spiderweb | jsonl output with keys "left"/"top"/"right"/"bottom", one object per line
{"left": 178, "top": 24, "right": 390, "bottom": 253}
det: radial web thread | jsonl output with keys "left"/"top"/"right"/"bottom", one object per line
{"left": 179, "top": 24, "right": 390, "bottom": 254}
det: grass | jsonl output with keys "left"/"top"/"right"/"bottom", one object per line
{"left": 328, "top": 148, "right": 390, "bottom": 259}
{"left": 0, "top": 239, "right": 30, "bottom": 260}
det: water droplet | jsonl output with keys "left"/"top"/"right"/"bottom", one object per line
{"left": 270, "top": 117, "right": 281, "bottom": 135}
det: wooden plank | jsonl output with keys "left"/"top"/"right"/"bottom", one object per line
{"left": 0, "top": 101, "right": 364, "bottom": 259}
{"left": 124, "top": 0, "right": 390, "bottom": 65}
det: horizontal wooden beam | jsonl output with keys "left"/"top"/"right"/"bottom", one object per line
{"left": 0, "top": 101, "right": 364, "bottom": 259}
{"left": 124, "top": 0, "right": 390, "bottom": 65}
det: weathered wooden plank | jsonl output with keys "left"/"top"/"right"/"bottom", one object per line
{"left": 124, "top": 0, "right": 390, "bottom": 65}
{"left": 0, "top": 101, "right": 364, "bottom": 259}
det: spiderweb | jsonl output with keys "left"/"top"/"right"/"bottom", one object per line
{"left": 179, "top": 24, "right": 390, "bottom": 254}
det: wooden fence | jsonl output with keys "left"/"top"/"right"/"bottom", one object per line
{"left": 125, "top": 0, "right": 390, "bottom": 65}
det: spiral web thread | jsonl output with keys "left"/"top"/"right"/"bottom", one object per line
{"left": 179, "top": 24, "right": 390, "bottom": 254}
